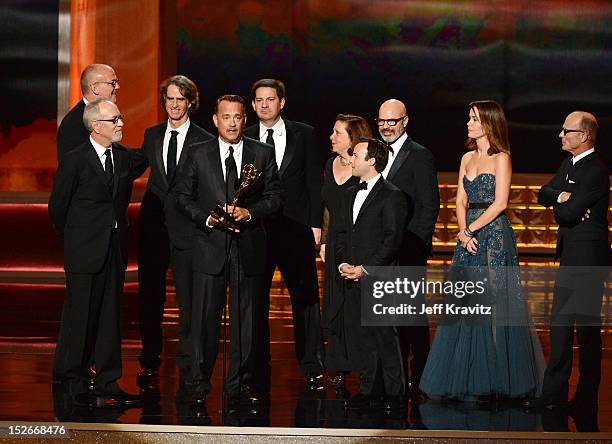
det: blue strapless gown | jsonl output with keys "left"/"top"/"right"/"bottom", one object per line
{"left": 420, "top": 173, "right": 544, "bottom": 401}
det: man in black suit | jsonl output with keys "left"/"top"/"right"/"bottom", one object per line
{"left": 336, "top": 138, "right": 407, "bottom": 411}
{"left": 49, "top": 99, "right": 139, "bottom": 406}
{"left": 173, "top": 95, "right": 282, "bottom": 407}
{"left": 529, "top": 111, "right": 611, "bottom": 413}
{"left": 376, "top": 99, "right": 439, "bottom": 399}
{"left": 57, "top": 64, "right": 120, "bottom": 161}
{"left": 135, "top": 75, "right": 214, "bottom": 391}
{"left": 244, "top": 79, "right": 324, "bottom": 390}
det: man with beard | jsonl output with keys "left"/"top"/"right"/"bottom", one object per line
{"left": 49, "top": 99, "right": 140, "bottom": 407}
{"left": 376, "top": 99, "right": 440, "bottom": 401}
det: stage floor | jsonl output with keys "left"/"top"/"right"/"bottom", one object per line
{"left": 0, "top": 267, "right": 610, "bottom": 434}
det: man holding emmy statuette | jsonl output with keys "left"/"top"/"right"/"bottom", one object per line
{"left": 173, "top": 95, "right": 283, "bottom": 410}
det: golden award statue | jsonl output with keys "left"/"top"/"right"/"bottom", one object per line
{"left": 209, "top": 163, "right": 261, "bottom": 233}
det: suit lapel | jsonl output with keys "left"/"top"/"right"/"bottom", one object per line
{"left": 354, "top": 179, "right": 384, "bottom": 226}
{"left": 278, "top": 120, "right": 295, "bottom": 177}
{"left": 206, "top": 141, "right": 226, "bottom": 203}
{"left": 112, "top": 144, "right": 123, "bottom": 198}
{"left": 176, "top": 124, "right": 198, "bottom": 174}
{"left": 241, "top": 140, "right": 256, "bottom": 179}
{"left": 387, "top": 137, "right": 413, "bottom": 181}
{"left": 154, "top": 125, "right": 167, "bottom": 188}
{"left": 85, "top": 143, "right": 109, "bottom": 191}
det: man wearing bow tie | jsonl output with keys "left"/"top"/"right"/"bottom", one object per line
{"left": 530, "top": 111, "right": 611, "bottom": 415}
{"left": 173, "top": 94, "right": 282, "bottom": 408}
{"left": 49, "top": 99, "right": 140, "bottom": 406}
{"left": 336, "top": 138, "right": 407, "bottom": 411}
{"left": 135, "top": 75, "right": 214, "bottom": 392}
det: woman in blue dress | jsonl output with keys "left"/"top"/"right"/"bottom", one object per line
{"left": 420, "top": 100, "right": 544, "bottom": 402}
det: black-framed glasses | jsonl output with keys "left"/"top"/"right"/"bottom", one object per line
{"left": 374, "top": 116, "right": 406, "bottom": 127}
{"left": 561, "top": 128, "right": 584, "bottom": 136}
{"left": 93, "top": 79, "right": 119, "bottom": 89}
{"left": 95, "top": 114, "right": 124, "bottom": 125}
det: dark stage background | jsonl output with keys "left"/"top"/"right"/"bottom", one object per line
{"left": 177, "top": 0, "right": 612, "bottom": 172}
{"left": 0, "top": 1, "right": 610, "bottom": 192}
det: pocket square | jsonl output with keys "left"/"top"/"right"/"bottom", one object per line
{"left": 568, "top": 179, "right": 576, "bottom": 184}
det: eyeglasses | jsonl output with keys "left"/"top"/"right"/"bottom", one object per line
{"left": 374, "top": 116, "right": 406, "bottom": 127}
{"left": 93, "top": 79, "right": 119, "bottom": 89}
{"left": 561, "top": 128, "right": 584, "bottom": 136}
{"left": 95, "top": 114, "right": 124, "bottom": 125}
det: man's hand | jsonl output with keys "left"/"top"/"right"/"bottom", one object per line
{"left": 311, "top": 227, "right": 322, "bottom": 245}
{"left": 581, "top": 208, "right": 591, "bottom": 221}
{"left": 340, "top": 263, "right": 364, "bottom": 281}
{"left": 207, "top": 214, "right": 240, "bottom": 233}
{"left": 225, "top": 205, "right": 250, "bottom": 222}
{"left": 558, "top": 191, "right": 571, "bottom": 203}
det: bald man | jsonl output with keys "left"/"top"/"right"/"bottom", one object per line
{"left": 529, "top": 112, "right": 611, "bottom": 415}
{"left": 376, "top": 99, "right": 439, "bottom": 401}
{"left": 57, "top": 64, "right": 120, "bottom": 161}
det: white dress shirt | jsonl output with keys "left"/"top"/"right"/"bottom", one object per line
{"left": 558, "top": 147, "right": 596, "bottom": 202}
{"left": 162, "top": 119, "right": 190, "bottom": 173}
{"left": 353, "top": 174, "right": 382, "bottom": 223}
{"left": 218, "top": 137, "right": 244, "bottom": 180}
{"left": 89, "top": 136, "right": 117, "bottom": 227}
{"left": 258, "top": 118, "right": 286, "bottom": 169}
{"left": 90, "top": 136, "right": 114, "bottom": 169}
{"left": 381, "top": 132, "right": 408, "bottom": 179}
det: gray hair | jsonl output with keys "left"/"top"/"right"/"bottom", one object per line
{"left": 83, "top": 98, "right": 113, "bottom": 132}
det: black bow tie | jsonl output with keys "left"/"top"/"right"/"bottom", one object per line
{"left": 356, "top": 182, "right": 368, "bottom": 191}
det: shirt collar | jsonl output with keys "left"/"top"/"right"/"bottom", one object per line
{"left": 218, "top": 137, "right": 244, "bottom": 156}
{"left": 89, "top": 136, "right": 111, "bottom": 158}
{"left": 82, "top": 97, "right": 90, "bottom": 105}
{"left": 390, "top": 131, "right": 408, "bottom": 153}
{"left": 166, "top": 118, "right": 190, "bottom": 136}
{"left": 572, "top": 147, "right": 595, "bottom": 165}
{"left": 360, "top": 173, "right": 381, "bottom": 190}
{"left": 259, "top": 117, "right": 285, "bottom": 139}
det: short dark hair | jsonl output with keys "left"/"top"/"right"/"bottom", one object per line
{"left": 160, "top": 75, "right": 199, "bottom": 114}
{"left": 357, "top": 137, "right": 390, "bottom": 173}
{"left": 251, "top": 79, "right": 286, "bottom": 100}
{"left": 579, "top": 113, "right": 599, "bottom": 145}
{"left": 214, "top": 94, "right": 245, "bottom": 114}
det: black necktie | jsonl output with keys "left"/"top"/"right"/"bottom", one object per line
{"left": 104, "top": 148, "right": 114, "bottom": 189}
{"left": 265, "top": 128, "right": 275, "bottom": 147}
{"left": 225, "top": 146, "right": 238, "bottom": 201}
{"left": 167, "top": 130, "right": 178, "bottom": 181}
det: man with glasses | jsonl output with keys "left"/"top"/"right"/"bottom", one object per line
{"left": 376, "top": 99, "right": 440, "bottom": 402}
{"left": 57, "top": 64, "right": 120, "bottom": 161}
{"left": 135, "top": 75, "right": 214, "bottom": 393}
{"left": 49, "top": 98, "right": 141, "bottom": 407}
{"left": 528, "top": 112, "right": 611, "bottom": 423}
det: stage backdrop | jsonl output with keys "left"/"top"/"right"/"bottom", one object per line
{"left": 0, "top": 0, "right": 610, "bottom": 192}
{"left": 177, "top": 0, "right": 612, "bottom": 172}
